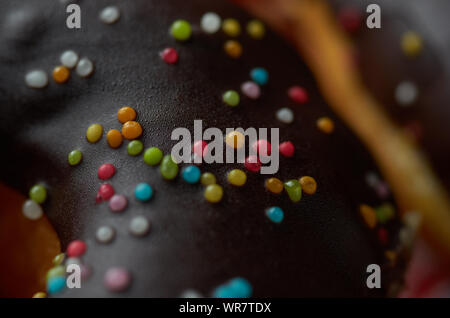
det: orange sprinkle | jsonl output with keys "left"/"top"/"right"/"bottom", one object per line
{"left": 224, "top": 40, "right": 242, "bottom": 59}
{"left": 384, "top": 250, "right": 397, "bottom": 263}
{"left": 122, "top": 121, "right": 142, "bottom": 140}
{"left": 106, "top": 129, "right": 123, "bottom": 148}
{"left": 52, "top": 66, "right": 70, "bottom": 83}
{"left": 265, "top": 177, "right": 283, "bottom": 194}
{"left": 317, "top": 117, "right": 334, "bottom": 134}
{"left": 359, "top": 204, "right": 377, "bottom": 229}
{"left": 117, "top": 106, "right": 137, "bottom": 124}
{"left": 299, "top": 176, "right": 317, "bottom": 195}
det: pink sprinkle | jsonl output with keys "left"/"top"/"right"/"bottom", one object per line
{"left": 338, "top": 7, "right": 362, "bottom": 34}
{"left": 98, "top": 163, "right": 116, "bottom": 180}
{"left": 99, "top": 184, "right": 115, "bottom": 201}
{"left": 378, "top": 228, "right": 388, "bottom": 245}
{"left": 160, "top": 47, "right": 178, "bottom": 64}
{"left": 244, "top": 155, "right": 261, "bottom": 173}
{"left": 279, "top": 141, "right": 294, "bottom": 157}
{"left": 104, "top": 267, "right": 131, "bottom": 292}
{"left": 241, "top": 81, "right": 261, "bottom": 99}
{"left": 288, "top": 86, "right": 308, "bottom": 104}
{"left": 192, "top": 140, "right": 208, "bottom": 158}
{"left": 67, "top": 240, "right": 87, "bottom": 258}
{"left": 109, "top": 194, "right": 127, "bottom": 212}
{"left": 376, "top": 182, "right": 390, "bottom": 200}
{"left": 252, "top": 139, "right": 271, "bottom": 156}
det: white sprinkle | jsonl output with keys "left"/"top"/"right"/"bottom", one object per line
{"left": 25, "top": 70, "right": 48, "bottom": 88}
{"left": 66, "top": 257, "right": 81, "bottom": 266}
{"left": 365, "top": 171, "right": 379, "bottom": 188}
{"left": 22, "top": 199, "right": 43, "bottom": 220}
{"left": 129, "top": 216, "right": 150, "bottom": 237}
{"left": 60, "top": 50, "right": 79, "bottom": 68}
{"left": 96, "top": 226, "right": 115, "bottom": 243}
{"left": 200, "top": 12, "right": 221, "bottom": 34}
{"left": 395, "top": 81, "right": 418, "bottom": 106}
{"left": 180, "top": 289, "right": 203, "bottom": 298}
{"left": 99, "top": 6, "right": 120, "bottom": 24}
{"left": 276, "top": 107, "right": 294, "bottom": 124}
{"left": 76, "top": 57, "right": 94, "bottom": 77}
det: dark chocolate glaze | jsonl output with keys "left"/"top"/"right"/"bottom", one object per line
{"left": 329, "top": 0, "right": 450, "bottom": 191}
{"left": 0, "top": 0, "right": 405, "bottom": 297}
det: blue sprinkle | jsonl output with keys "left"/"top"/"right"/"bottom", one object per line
{"left": 47, "top": 276, "right": 66, "bottom": 294}
{"left": 135, "top": 183, "right": 153, "bottom": 201}
{"left": 250, "top": 67, "right": 268, "bottom": 85}
{"left": 265, "top": 206, "right": 284, "bottom": 223}
{"left": 182, "top": 165, "right": 201, "bottom": 184}
{"left": 213, "top": 277, "right": 252, "bottom": 298}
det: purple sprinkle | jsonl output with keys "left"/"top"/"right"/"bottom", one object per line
{"left": 108, "top": 194, "right": 127, "bottom": 212}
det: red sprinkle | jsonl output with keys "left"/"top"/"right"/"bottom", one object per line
{"left": 244, "top": 155, "right": 261, "bottom": 173}
{"left": 279, "top": 141, "right": 294, "bottom": 157}
{"left": 288, "top": 86, "right": 309, "bottom": 104}
{"left": 378, "top": 228, "right": 388, "bottom": 245}
{"left": 160, "top": 47, "right": 178, "bottom": 64}
{"left": 193, "top": 140, "right": 208, "bottom": 158}
{"left": 98, "top": 163, "right": 116, "bottom": 180}
{"left": 252, "top": 139, "right": 271, "bottom": 156}
{"left": 99, "top": 184, "right": 115, "bottom": 201}
{"left": 338, "top": 7, "right": 363, "bottom": 34}
{"left": 67, "top": 240, "right": 87, "bottom": 257}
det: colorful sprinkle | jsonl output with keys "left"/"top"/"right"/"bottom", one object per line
{"left": 252, "top": 139, "right": 271, "bottom": 156}
{"left": 106, "top": 129, "right": 123, "bottom": 149}
{"left": 144, "top": 147, "right": 163, "bottom": 166}
{"left": 66, "top": 240, "right": 86, "bottom": 258}
{"left": 109, "top": 194, "right": 128, "bottom": 212}
{"left": 134, "top": 183, "right": 153, "bottom": 201}
{"left": 213, "top": 277, "right": 252, "bottom": 298}
{"left": 224, "top": 40, "right": 242, "bottom": 59}
{"left": 317, "top": 117, "right": 334, "bottom": 133}
{"left": 378, "top": 228, "right": 388, "bottom": 245}
{"left": 401, "top": 31, "right": 423, "bottom": 58}
{"left": 96, "top": 225, "right": 115, "bottom": 244}
{"left": 68, "top": 149, "right": 82, "bottom": 166}
{"left": 265, "top": 178, "right": 283, "bottom": 194}
{"left": 170, "top": 19, "right": 192, "bottom": 41}
{"left": 122, "top": 121, "right": 142, "bottom": 140}
{"left": 25, "top": 70, "right": 48, "bottom": 88}
{"left": 60, "top": 50, "right": 79, "bottom": 69}
{"left": 276, "top": 108, "right": 294, "bottom": 124}
{"left": 160, "top": 47, "right": 179, "bottom": 64}
{"left": 47, "top": 276, "right": 66, "bottom": 294}
{"left": 375, "top": 203, "right": 395, "bottom": 224}
{"left": 53, "top": 253, "right": 65, "bottom": 266}
{"left": 222, "top": 18, "right": 241, "bottom": 37}
{"left": 104, "top": 267, "right": 131, "bottom": 292}
{"left": 98, "top": 163, "right": 116, "bottom": 180}
{"left": 160, "top": 155, "right": 179, "bottom": 180}
{"left": 299, "top": 176, "right": 317, "bottom": 195}
{"left": 225, "top": 130, "right": 245, "bottom": 149}
{"left": 52, "top": 65, "right": 70, "bottom": 83}
{"left": 29, "top": 184, "right": 47, "bottom": 204}
{"left": 129, "top": 216, "right": 150, "bottom": 237}
{"left": 279, "top": 141, "right": 294, "bottom": 157}
{"left": 86, "top": 123, "right": 103, "bottom": 143}
{"left": 98, "top": 184, "right": 115, "bottom": 201}
{"left": 395, "top": 81, "right": 417, "bottom": 106}
{"left": 250, "top": 67, "right": 268, "bottom": 85}
{"left": 117, "top": 106, "right": 137, "bottom": 124}
{"left": 246, "top": 19, "right": 265, "bottom": 39}
{"left": 204, "top": 184, "right": 223, "bottom": 203}
{"left": 127, "top": 140, "right": 144, "bottom": 156}
{"left": 22, "top": 199, "right": 43, "bottom": 220}
{"left": 359, "top": 204, "right": 377, "bottom": 229}
{"left": 32, "top": 292, "right": 46, "bottom": 298}
{"left": 46, "top": 265, "right": 65, "bottom": 281}
{"left": 182, "top": 165, "right": 201, "bottom": 184}
{"left": 338, "top": 7, "right": 362, "bottom": 33}
{"left": 244, "top": 155, "right": 261, "bottom": 173}
{"left": 201, "top": 12, "right": 221, "bottom": 34}
{"left": 227, "top": 169, "right": 247, "bottom": 186}
{"left": 76, "top": 57, "right": 94, "bottom": 77}
{"left": 284, "top": 179, "right": 302, "bottom": 202}
{"left": 99, "top": 6, "right": 120, "bottom": 24}
{"left": 200, "top": 172, "right": 216, "bottom": 186}
{"left": 288, "top": 85, "right": 309, "bottom": 104}
{"left": 265, "top": 206, "right": 284, "bottom": 223}
{"left": 241, "top": 81, "right": 260, "bottom": 99}
{"left": 223, "top": 90, "right": 240, "bottom": 107}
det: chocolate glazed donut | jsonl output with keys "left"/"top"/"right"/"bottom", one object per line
{"left": 0, "top": 0, "right": 409, "bottom": 297}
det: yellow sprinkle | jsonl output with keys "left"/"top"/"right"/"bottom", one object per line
{"left": 227, "top": 169, "right": 247, "bottom": 186}
{"left": 32, "top": 292, "right": 46, "bottom": 298}
{"left": 317, "top": 117, "right": 334, "bottom": 134}
{"left": 385, "top": 250, "right": 397, "bottom": 263}
{"left": 225, "top": 130, "right": 245, "bottom": 149}
{"left": 359, "top": 204, "right": 377, "bottom": 229}
{"left": 224, "top": 40, "right": 242, "bottom": 59}
{"left": 86, "top": 123, "right": 103, "bottom": 143}
{"left": 299, "top": 176, "right": 317, "bottom": 195}
{"left": 204, "top": 184, "right": 223, "bottom": 203}
{"left": 52, "top": 253, "right": 65, "bottom": 266}
{"left": 265, "top": 177, "right": 283, "bottom": 194}
{"left": 201, "top": 172, "right": 216, "bottom": 186}
{"left": 401, "top": 31, "right": 423, "bottom": 58}
{"left": 222, "top": 18, "right": 241, "bottom": 37}
{"left": 246, "top": 19, "right": 265, "bottom": 39}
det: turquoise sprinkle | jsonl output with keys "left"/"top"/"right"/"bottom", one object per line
{"left": 213, "top": 277, "right": 252, "bottom": 298}
{"left": 182, "top": 165, "right": 201, "bottom": 184}
{"left": 47, "top": 276, "right": 66, "bottom": 294}
{"left": 265, "top": 206, "right": 284, "bottom": 223}
{"left": 250, "top": 67, "right": 268, "bottom": 85}
{"left": 135, "top": 183, "right": 153, "bottom": 201}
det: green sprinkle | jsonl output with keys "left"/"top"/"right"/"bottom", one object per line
{"left": 46, "top": 265, "right": 65, "bottom": 282}
{"left": 375, "top": 203, "right": 395, "bottom": 224}
{"left": 284, "top": 179, "right": 302, "bottom": 202}
{"left": 68, "top": 150, "right": 82, "bottom": 166}
{"left": 52, "top": 253, "right": 65, "bottom": 266}
{"left": 160, "top": 155, "right": 179, "bottom": 180}
{"left": 144, "top": 147, "right": 163, "bottom": 166}
{"left": 29, "top": 184, "right": 47, "bottom": 204}
{"left": 128, "top": 140, "right": 144, "bottom": 156}
{"left": 170, "top": 19, "right": 192, "bottom": 41}
{"left": 223, "top": 90, "right": 240, "bottom": 107}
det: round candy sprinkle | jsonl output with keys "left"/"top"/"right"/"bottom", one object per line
{"left": 86, "top": 123, "right": 103, "bottom": 143}
{"left": 288, "top": 85, "right": 309, "bottom": 104}
{"left": 276, "top": 108, "right": 294, "bottom": 124}
{"left": 200, "top": 12, "right": 221, "bottom": 34}
{"left": 76, "top": 57, "right": 94, "bottom": 77}
{"left": 32, "top": 292, "right": 46, "bottom": 298}
{"left": 99, "top": 6, "right": 120, "bottom": 24}
{"left": 222, "top": 18, "right": 241, "bottom": 37}
{"left": 98, "top": 163, "right": 116, "bottom": 180}
{"left": 375, "top": 203, "right": 395, "bottom": 224}
{"left": 265, "top": 206, "right": 284, "bottom": 223}
{"left": 22, "top": 199, "right": 43, "bottom": 220}
{"left": 47, "top": 276, "right": 66, "bottom": 294}
{"left": 401, "top": 31, "right": 423, "bottom": 58}
{"left": 160, "top": 47, "right": 178, "bottom": 64}
{"left": 265, "top": 178, "right": 283, "bottom": 194}
{"left": 53, "top": 253, "right": 65, "bottom": 266}
{"left": 279, "top": 141, "right": 294, "bottom": 157}
{"left": 241, "top": 81, "right": 260, "bottom": 99}
{"left": 25, "top": 70, "right": 48, "bottom": 89}
{"left": 225, "top": 130, "right": 244, "bottom": 149}
{"left": 395, "top": 81, "right": 417, "bottom": 106}
{"left": 204, "top": 184, "right": 223, "bottom": 203}
{"left": 129, "top": 216, "right": 150, "bottom": 237}
{"left": 68, "top": 149, "right": 82, "bottom": 166}
{"left": 66, "top": 240, "right": 86, "bottom": 258}
{"left": 246, "top": 19, "right": 265, "bottom": 39}
{"left": 359, "top": 204, "right": 377, "bottom": 229}
{"left": 134, "top": 183, "right": 153, "bottom": 201}
{"left": 127, "top": 140, "right": 144, "bottom": 156}
{"left": 29, "top": 184, "right": 47, "bottom": 204}
{"left": 252, "top": 139, "right": 271, "bottom": 156}
{"left": 60, "top": 50, "right": 79, "bottom": 68}
{"left": 160, "top": 155, "right": 179, "bottom": 180}
{"left": 98, "top": 184, "right": 115, "bottom": 201}
{"left": 223, "top": 90, "right": 240, "bottom": 107}
{"left": 109, "top": 194, "right": 128, "bottom": 212}
{"left": 227, "top": 169, "right": 247, "bottom": 186}
{"left": 338, "top": 7, "right": 362, "bottom": 34}
{"left": 378, "top": 228, "right": 388, "bottom": 245}
{"left": 122, "top": 121, "right": 142, "bottom": 140}
{"left": 250, "top": 67, "right": 268, "bottom": 85}
{"left": 46, "top": 265, "right": 65, "bottom": 281}
{"left": 117, "top": 106, "right": 137, "bottom": 124}
{"left": 244, "top": 155, "right": 261, "bottom": 173}
{"left": 284, "top": 179, "right": 302, "bottom": 202}
{"left": 181, "top": 289, "right": 203, "bottom": 298}
{"left": 104, "top": 267, "right": 131, "bottom": 292}
{"left": 213, "top": 277, "right": 252, "bottom": 298}
{"left": 317, "top": 117, "right": 335, "bottom": 133}
{"left": 52, "top": 65, "right": 70, "bottom": 83}
{"left": 65, "top": 257, "right": 81, "bottom": 266}
{"left": 182, "top": 165, "right": 201, "bottom": 184}
{"left": 106, "top": 129, "right": 122, "bottom": 149}
{"left": 144, "top": 147, "right": 163, "bottom": 166}
{"left": 299, "top": 176, "right": 317, "bottom": 195}
{"left": 170, "top": 19, "right": 192, "bottom": 41}
{"left": 193, "top": 140, "right": 208, "bottom": 157}
{"left": 200, "top": 172, "right": 216, "bottom": 186}
{"left": 96, "top": 225, "right": 115, "bottom": 244}
{"left": 224, "top": 40, "right": 242, "bottom": 59}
